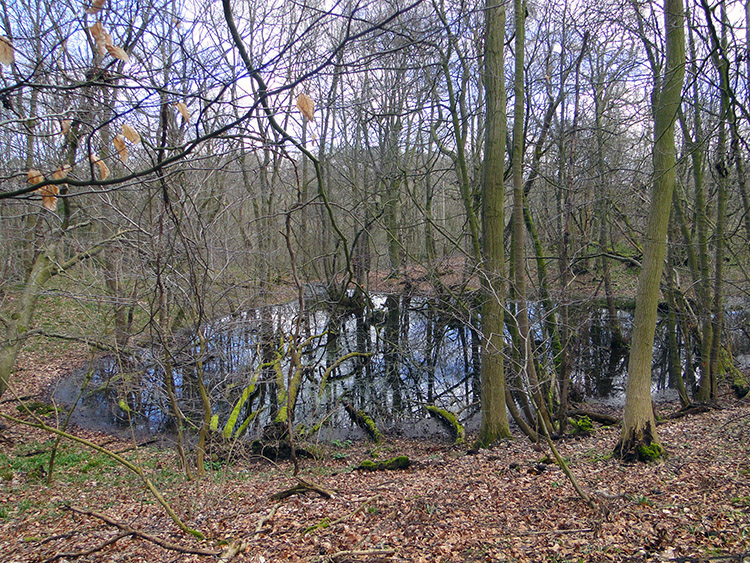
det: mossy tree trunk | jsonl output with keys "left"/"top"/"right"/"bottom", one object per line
{"left": 477, "top": 0, "right": 511, "bottom": 447}
{"left": 0, "top": 245, "right": 57, "bottom": 399}
{"left": 616, "top": 0, "right": 684, "bottom": 461}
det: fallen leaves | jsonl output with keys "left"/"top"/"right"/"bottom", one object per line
{"left": 1, "top": 389, "right": 749, "bottom": 562}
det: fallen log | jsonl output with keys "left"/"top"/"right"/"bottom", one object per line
{"left": 567, "top": 409, "right": 620, "bottom": 426}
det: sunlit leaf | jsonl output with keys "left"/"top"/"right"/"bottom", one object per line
{"left": 122, "top": 123, "right": 141, "bottom": 144}
{"left": 296, "top": 93, "right": 314, "bottom": 122}
{"left": 85, "top": 0, "right": 106, "bottom": 15}
{"left": 210, "top": 415, "right": 219, "bottom": 432}
{"left": 90, "top": 153, "right": 110, "bottom": 180}
{"left": 105, "top": 43, "right": 129, "bottom": 64}
{"left": 0, "top": 36, "right": 14, "bottom": 66}
{"left": 113, "top": 134, "right": 128, "bottom": 163}
{"left": 175, "top": 102, "right": 191, "bottom": 123}
{"left": 118, "top": 399, "right": 131, "bottom": 413}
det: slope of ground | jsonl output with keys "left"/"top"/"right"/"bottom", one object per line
{"left": 1, "top": 352, "right": 749, "bottom": 563}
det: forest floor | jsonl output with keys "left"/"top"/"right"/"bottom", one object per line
{"left": 1, "top": 350, "right": 750, "bottom": 563}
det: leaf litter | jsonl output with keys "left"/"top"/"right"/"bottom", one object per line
{"left": 1, "top": 353, "right": 749, "bottom": 562}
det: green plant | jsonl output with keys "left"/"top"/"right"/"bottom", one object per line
{"left": 330, "top": 439, "right": 352, "bottom": 449}
{"left": 331, "top": 452, "right": 349, "bottom": 460}
{"left": 569, "top": 415, "right": 594, "bottom": 435}
{"left": 583, "top": 449, "right": 613, "bottom": 463}
{"left": 626, "top": 494, "right": 654, "bottom": 507}
{"left": 17, "top": 401, "right": 56, "bottom": 416}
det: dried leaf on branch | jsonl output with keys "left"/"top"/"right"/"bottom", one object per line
{"left": 113, "top": 134, "right": 128, "bottom": 163}
{"left": 53, "top": 165, "right": 71, "bottom": 181}
{"left": 28, "top": 169, "right": 43, "bottom": 186}
{"left": 89, "top": 22, "right": 112, "bottom": 56}
{"left": 90, "top": 153, "right": 110, "bottom": 180}
{"left": 85, "top": 0, "right": 106, "bottom": 15}
{"left": 0, "top": 36, "right": 14, "bottom": 66}
{"left": 105, "top": 43, "right": 129, "bottom": 64}
{"left": 296, "top": 93, "right": 314, "bottom": 122}
{"left": 175, "top": 102, "right": 191, "bottom": 123}
{"left": 61, "top": 119, "right": 72, "bottom": 136}
{"left": 122, "top": 123, "right": 140, "bottom": 144}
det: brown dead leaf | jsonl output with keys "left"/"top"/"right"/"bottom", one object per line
{"left": 90, "top": 153, "right": 110, "bottom": 180}
{"left": 28, "top": 169, "right": 43, "bottom": 185}
{"left": 0, "top": 36, "right": 14, "bottom": 66}
{"left": 40, "top": 182, "right": 59, "bottom": 211}
{"left": 122, "top": 123, "right": 140, "bottom": 144}
{"left": 85, "top": 0, "right": 106, "bottom": 15}
{"left": 175, "top": 102, "right": 191, "bottom": 123}
{"left": 296, "top": 93, "right": 314, "bottom": 122}
{"left": 29, "top": 168, "right": 60, "bottom": 211}
{"left": 105, "top": 43, "right": 129, "bottom": 64}
{"left": 53, "top": 165, "right": 71, "bottom": 180}
{"left": 89, "top": 22, "right": 112, "bottom": 56}
{"left": 61, "top": 119, "right": 72, "bottom": 136}
{"left": 113, "top": 134, "right": 128, "bottom": 163}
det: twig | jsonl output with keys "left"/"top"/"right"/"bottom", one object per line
{"left": 255, "top": 504, "right": 279, "bottom": 534}
{"left": 114, "top": 438, "right": 158, "bottom": 454}
{"left": 515, "top": 528, "right": 594, "bottom": 536}
{"left": 0, "top": 411, "right": 204, "bottom": 539}
{"left": 0, "top": 394, "right": 33, "bottom": 404}
{"left": 217, "top": 503, "right": 279, "bottom": 562}
{"left": 43, "top": 532, "right": 130, "bottom": 562}
{"left": 64, "top": 506, "right": 220, "bottom": 556}
{"left": 311, "top": 548, "right": 395, "bottom": 562}
{"left": 271, "top": 478, "right": 334, "bottom": 500}
{"left": 303, "top": 495, "right": 380, "bottom": 534}
{"left": 536, "top": 406, "right": 595, "bottom": 509}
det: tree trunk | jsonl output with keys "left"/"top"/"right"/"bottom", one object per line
{"left": 616, "top": 0, "right": 684, "bottom": 461}
{"left": 477, "top": 0, "right": 511, "bottom": 446}
{"left": 0, "top": 246, "right": 58, "bottom": 398}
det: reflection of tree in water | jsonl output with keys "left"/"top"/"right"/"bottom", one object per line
{"left": 63, "top": 294, "right": 704, "bottom": 437}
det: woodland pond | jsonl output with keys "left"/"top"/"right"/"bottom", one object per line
{"left": 54, "top": 290, "right": 750, "bottom": 440}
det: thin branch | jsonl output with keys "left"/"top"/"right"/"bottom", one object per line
{"left": 64, "top": 506, "right": 220, "bottom": 556}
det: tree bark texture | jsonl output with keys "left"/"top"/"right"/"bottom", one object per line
{"left": 616, "top": 0, "right": 684, "bottom": 461}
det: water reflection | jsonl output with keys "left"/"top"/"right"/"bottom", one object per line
{"left": 54, "top": 293, "right": 709, "bottom": 437}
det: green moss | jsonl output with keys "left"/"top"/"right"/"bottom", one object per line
{"left": 356, "top": 455, "right": 411, "bottom": 471}
{"left": 17, "top": 401, "right": 55, "bottom": 416}
{"left": 344, "top": 402, "right": 382, "bottom": 443}
{"left": 425, "top": 405, "right": 465, "bottom": 444}
{"left": 363, "top": 415, "right": 382, "bottom": 443}
{"left": 569, "top": 415, "right": 593, "bottom": 435}
{"left": 637, "top": 442, "right": 665, "bottom": 462}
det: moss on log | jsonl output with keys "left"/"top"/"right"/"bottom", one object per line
{"left": 356, "top": 455, "right": 411, "bottom": 471}
{"left": 343, "top": 402, "right": 382, "bottom": 443}
{"left": 425, "top": 405, "right": 465, "bottom": 444}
